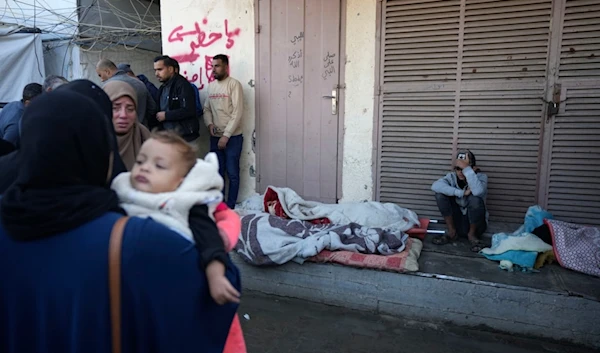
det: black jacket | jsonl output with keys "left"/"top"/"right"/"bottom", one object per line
{"left": 189, "top": 205, "right": 227, "bottom": 270}
{"left": 0, "top": 138, "right": 15, "bottom": 157}
{"left": 156, "top": 74, "right": 199, "bottom": 141}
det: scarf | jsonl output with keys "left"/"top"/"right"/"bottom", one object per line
{"left": 1, "top": 90, "right": 121, "bottom": 241}
{"left": 0, "top": 80, "right": 127, "bottom": 195}
{"left": 117, "top": 122, "right": 151, "bottom": 170}
{"left": 0, "top": 138, "right": 15, "bottom": 157}
{"left": 103, "top": 80, "right": 150, "bottom": 170}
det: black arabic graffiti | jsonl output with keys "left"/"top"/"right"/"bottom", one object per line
{"left": 323, "top": 51, "right": 336, "bottom": 68}
{"left": 288, "top": 50, "right": 303, "bottom": 68}
{"left": 322, "top": 51, "right": 336, "bottom": 80}
{"left": 290, "top": 31, "right": 304, "bottom": 45}
{"left": 322, "top": 66, "right": 336, "bottom": 80}
{"left": 288, "top": 75, "right": 304, "bottom": 86}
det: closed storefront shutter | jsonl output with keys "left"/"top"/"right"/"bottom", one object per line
{"left": 378, "top": 0, "right": 553, "bottom": 223}
{"left": 458, "top": 0, "right": 552, "bottom": 222}
{"left": 378, "top": 0, "right": 460, "bottom": 218}
{"left": 542, "top": 0, "right": 600, "bottom": 225}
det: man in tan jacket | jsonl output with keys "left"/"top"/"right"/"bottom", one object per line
{"left": 203, "top": 54, "right": 244, "bottom": 208}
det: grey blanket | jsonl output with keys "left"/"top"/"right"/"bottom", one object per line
{"left": 235, "top": 213, "right": 410, "bottom": 266}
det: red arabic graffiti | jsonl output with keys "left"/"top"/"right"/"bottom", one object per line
{"left": 183, "top": 55, "right": 231, "bottom": 90}
{"left": 169, "top": 18, "right": 241, "bottom": 64}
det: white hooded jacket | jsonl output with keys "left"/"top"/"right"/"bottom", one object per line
{"left": 111, "top": 152, "right": 224, "bottom": 242}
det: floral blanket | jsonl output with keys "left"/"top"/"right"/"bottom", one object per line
{"left": 547, "top": 219, "right": 600, "bottom": 277}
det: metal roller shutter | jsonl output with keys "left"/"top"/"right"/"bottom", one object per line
{"left": 457, "top": 0, "right": 552, "bottom": 223}
{"left": 378, "top": 0, "right": 553, "bottom": 223}
{"left": 378, "top": 0, "right": 460, "bottom": 219}
{"left": 543, "top": 0, "right": 600, "bottom": 226}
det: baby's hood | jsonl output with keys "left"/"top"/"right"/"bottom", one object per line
{"left": 178, "top": 152, "right": 224, "bottom": 192}
{"left": 111, "top": 152, "right": 224, "bottom": 209}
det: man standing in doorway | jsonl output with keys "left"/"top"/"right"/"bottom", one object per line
{"left": 203, "top": 54, "right": 244, "bottom": 209}
{"left": 153, "top": 55, "right": 199, "bottom": 142}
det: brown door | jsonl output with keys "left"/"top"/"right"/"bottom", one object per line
{"left": 257, "top": 0, "right": 341, "bottom": 203}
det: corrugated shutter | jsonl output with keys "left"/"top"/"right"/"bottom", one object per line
{"left": 558, "top": 0, "right": 600, "bottom": 79}
{"left": 544, "top": 0, "right": 600, "bottom": 226}
{"left": 379, "top": 0, "right": 552, "bottom": 223}
{"left": 457, "top": 0, "right": 552, "bottom": 222}
{"left": 458, "top": 88, "right": 545, "bottom": 222}
{"left": 379, "top": 91, "right": 456, "bottom": 216}
{"left": 379, "top": 0, "right": 460, "bottom": 218}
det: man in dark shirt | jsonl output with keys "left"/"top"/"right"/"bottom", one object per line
{"left": 117, "top": 63, "right": 159, "bottom": 104}
{"left": 153, "top": 55, "right": 199, "bottom": 143}
{"left": 0, "top": 83, "right": 43, "bottom": 148}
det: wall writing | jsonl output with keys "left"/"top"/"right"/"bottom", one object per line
{"left": 168, "top": 17, "right": 241, "bottom": 90}
{"left": 322, "top": 51, "right": 336, "bottom": 80}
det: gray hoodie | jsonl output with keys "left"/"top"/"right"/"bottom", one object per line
{"left": 431, "top": 167, "right": 488, "bottom": 221}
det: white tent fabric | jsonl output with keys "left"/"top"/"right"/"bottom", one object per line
{"left": 0, "top": 31, "right": 45, "bottom": 103}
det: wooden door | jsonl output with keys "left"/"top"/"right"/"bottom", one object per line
{"left": 257, "top": 0, "right": 342, "bottom": 203}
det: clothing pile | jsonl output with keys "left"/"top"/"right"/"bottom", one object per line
{"left": 481, "top": 205, "right": 600, "bottom": 278}
{"left": 480, "top": 206, "right": 554, "bottom": 272}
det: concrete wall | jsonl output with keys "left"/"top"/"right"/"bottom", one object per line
{"left": 340, "top": 0, "right": 377, "bottom": 203}
{"left": 160, "top": 0, "right": 256, "bottom": 203}
{"left": 159, "top": 0, "right": 378, "bottom": 204}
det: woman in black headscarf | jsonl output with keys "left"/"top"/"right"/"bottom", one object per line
{"left": 0, "top": 139, "right": 15, "bottom": 157}
{"left": 0, "top": 79, "right": 126, "bottom": 194}
{"left": 0, "top": 89, "right": 121, "bottom": 238}
{"left": 0, "top": 88, "right": 240, "bottom": 352}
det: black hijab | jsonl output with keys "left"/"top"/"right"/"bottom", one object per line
{"left": 0, "top": 80, "right": 126, "bottom": 195}
{"left": 0, "top": 139, "right": 15, "bottom": 157}
{"left": 56, "top": 80, "right": 127, "bottom": 176}
{"left": 0, "top": 90, "right": 121, "bottom": 241}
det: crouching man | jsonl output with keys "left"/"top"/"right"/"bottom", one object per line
{"left": 431, "top": 150, "right": 488, "bottom": 252}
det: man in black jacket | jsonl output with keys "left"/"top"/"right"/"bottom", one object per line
{"left": 153, "top": 56, "right": 199, "bottom": 142}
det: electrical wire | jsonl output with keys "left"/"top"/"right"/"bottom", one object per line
{"left": 1, "top": 0, "right": 161, "bottom": 54}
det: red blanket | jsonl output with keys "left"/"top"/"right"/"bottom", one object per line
{"left": 306, "top": 237, "right": 422, "bottom": 273}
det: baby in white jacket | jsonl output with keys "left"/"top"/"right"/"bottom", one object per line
{"left": 111, "top": 130, "right": 240, "bottom": 305}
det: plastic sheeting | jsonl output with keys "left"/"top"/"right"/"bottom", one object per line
{"left": 0, "top": 32, "right": 45, "bottom": 104}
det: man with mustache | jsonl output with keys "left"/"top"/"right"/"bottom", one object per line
{"left": 203, "top": 54, "right": 244, "bottom": 209}
{"left": 153, "top": 55, "right": 199, "bottom": 142}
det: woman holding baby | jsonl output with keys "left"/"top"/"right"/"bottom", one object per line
{"left": 0, "top": 80, "right": 244, "bottom": 352}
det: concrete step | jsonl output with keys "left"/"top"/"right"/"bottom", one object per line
{"left": 232, "top": 247, "right": 600, "bottom": 349}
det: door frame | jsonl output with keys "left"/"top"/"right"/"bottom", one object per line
{"left": 537, "top": 0, "right": 565, "bottom": 208}
{"left": 254, "top": 0, "right": 348, "bottom": 202}
{"left": 372, "top": 0, "right": 383, "bottom": 201}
